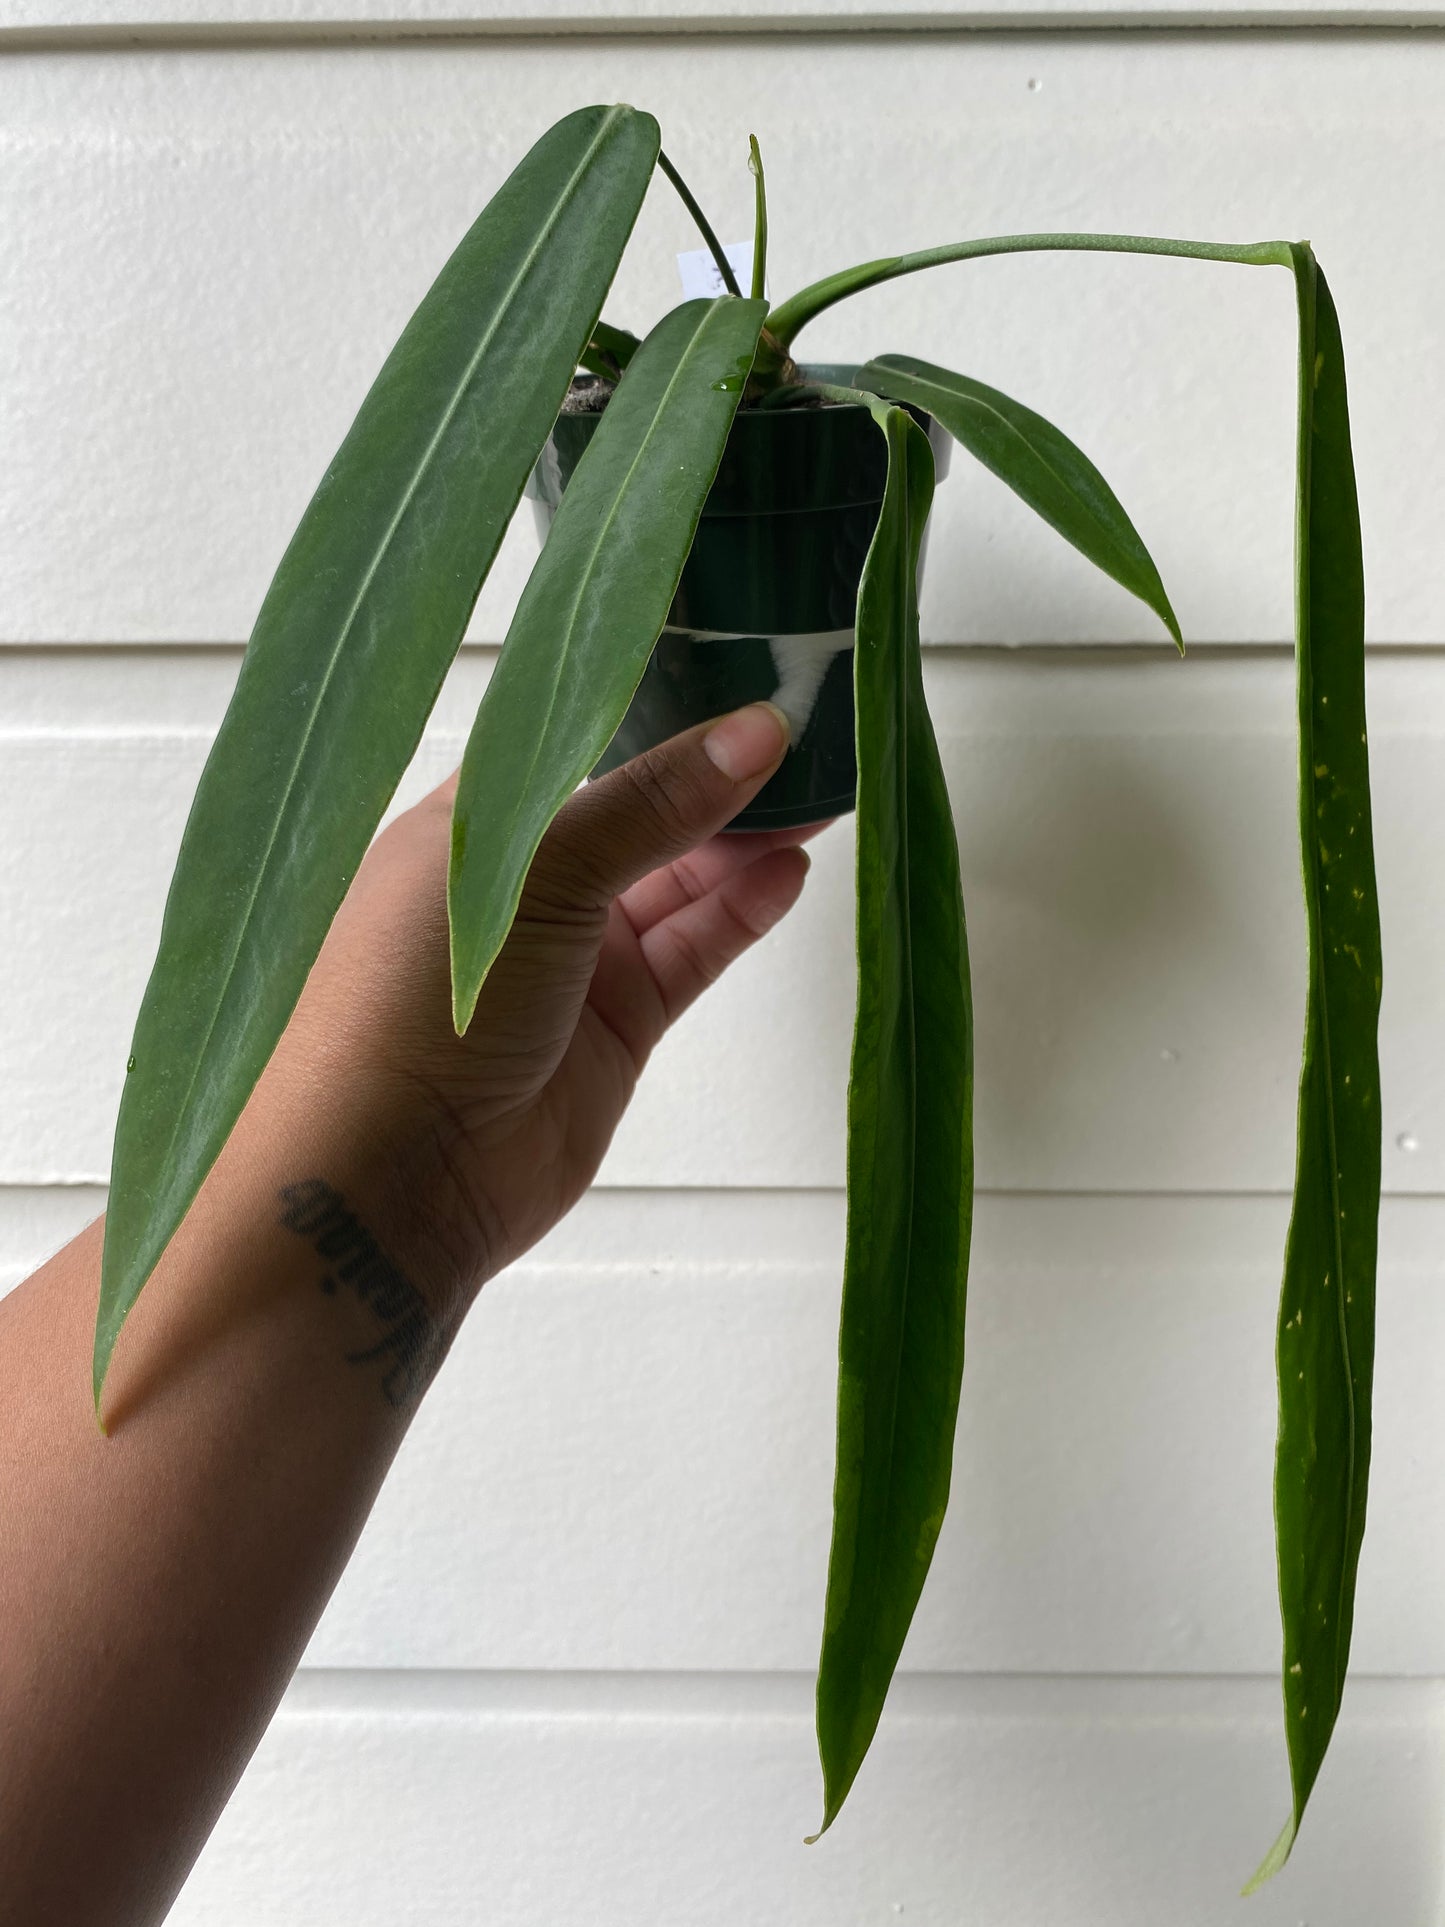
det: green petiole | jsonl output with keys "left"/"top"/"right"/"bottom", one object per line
{"left": 767, "top": 232, "right": 1294, "bottom": 348}
{"left": 658, "top": 150, "right": 742, "bottom": 299}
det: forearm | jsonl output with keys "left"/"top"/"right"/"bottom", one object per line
{"left": 0, "top": 709, "right": 799, "bottom": 1925}
{"left": 0, "top": 1064, "right": 481, "bottom": 1927}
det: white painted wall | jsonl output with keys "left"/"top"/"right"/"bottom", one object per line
{"left": 2, "top": 13, "right": 1442, "bottom": 1922}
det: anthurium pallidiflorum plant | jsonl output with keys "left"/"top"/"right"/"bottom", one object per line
{"left": 95, "top": 105, "right": 1380, "bottom": 1888}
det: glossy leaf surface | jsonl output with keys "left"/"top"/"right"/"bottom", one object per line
{"left": 814, "top": 399, "right": 974, "bottom": 1835}
{"left": 448, "top": 294, "right": 766, "bottom": 1030}
{"left": 858, "top": 354, "right": 1180, "bottom": 646}
{"left": 1248, "top": 251, "right": 1381, "bottom": 1889}
{"left": 96, "top": 103, "right": 660, "bottom": 1408}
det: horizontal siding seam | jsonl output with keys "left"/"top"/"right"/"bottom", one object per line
{"left": 3, "top": 643, "right": 1443, "bottom": 656}
{"left": 5, "top": 12, "right": 1445, "bottom": 45}
{"left": 3, "top": 1181, "right": 1444, "bottom": 1200}
{"left": 272, "top": 1665, "right": 1445, "bottom": 1719}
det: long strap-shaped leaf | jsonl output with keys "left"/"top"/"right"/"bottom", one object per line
{"left": 856, "top": 354, "right": 1180, "bottom": 646}
{"left": 447, "top": 294, "right": 766, "bottom": 1030}
{"left": 813, "top": 399, "right": 974, "bottom": 1836}
{"left": 1247, "top": 250, "right": 1380, "bottom": 1891}
{"left": 96, "top": 104, "right": 660, "bottom": 1410}
{"left": 775, "top": 232, "right": 1378, "bottom": 1871}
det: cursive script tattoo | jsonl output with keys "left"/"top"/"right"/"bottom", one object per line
{"left": 277, "top": 1180, "right": 456, "bottom": 1408}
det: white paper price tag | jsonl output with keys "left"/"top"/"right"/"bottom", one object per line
{"left": 676, "top": 242, "right": 757, "bottom": 300}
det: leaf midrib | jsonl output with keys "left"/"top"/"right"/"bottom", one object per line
{"left": 878, "top": 423, "right": 922, "bottom": 1634}
{"left": 848, "top": 406, "right": 923, "bottom": 1737}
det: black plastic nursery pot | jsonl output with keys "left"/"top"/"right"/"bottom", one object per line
{"left": 525, "top": 365, "right": 952, "bottom": 831}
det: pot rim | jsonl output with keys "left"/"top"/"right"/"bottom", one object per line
{"left": 533, "top": 360, "right": 951, "bottom": 518}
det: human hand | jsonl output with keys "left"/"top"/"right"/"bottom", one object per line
{"left": 0, "top": 710, "right": 819, "bottom": 1927}
{"left": 262, "top": 701, "right": 815, "bottom": 1320}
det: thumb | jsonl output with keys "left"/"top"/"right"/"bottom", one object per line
{"left": 527, "top": 702, "right": 793, "bottom": 910}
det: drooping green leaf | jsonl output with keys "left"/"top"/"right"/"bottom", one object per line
{"left": 447, "top": 294, "right": 767, "bottom": 1030}
{"left": 1247, "top": 251, "right": 1380, "bottom": 1891}
{"left": 813, "top": 398, "right": 974, "bottom": 1835}
{"left": 580, "top": 319, "right": 641, "bottom": 380}
{"left": 95, "top": 103, "right": 660, "bottom": 1411}
{"left": 858, "top": 354, "right": 1180, "bottom": 647}
{"left": 771, "top": 223, "right": 1379, "bottom": 1868}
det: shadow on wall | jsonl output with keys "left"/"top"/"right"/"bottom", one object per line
{"left": 935, "top": 676, "right": 1302, "bottom": 1193}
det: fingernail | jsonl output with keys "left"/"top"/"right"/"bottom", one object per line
{"left": 703, "top": 702, "right": 791, "bottom": 782}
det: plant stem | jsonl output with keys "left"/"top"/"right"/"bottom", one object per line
{"left": 658, "top": 150, "right": 742, "bottom": 298}
{"left": 766, "top": 231, "right": 1295, "bottom": 348}
{"left": 748, "top": 135, "right": 768, "bottom": 302}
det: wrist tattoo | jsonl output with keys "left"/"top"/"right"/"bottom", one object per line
{"left": 277, "top": 1179, "right": 458, "bottom": 1409}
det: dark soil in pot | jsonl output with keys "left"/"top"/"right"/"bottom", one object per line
{"left": 526, "top": 365, "right": 951, "bottom": 831}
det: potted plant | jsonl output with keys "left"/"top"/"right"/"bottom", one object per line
{"left": 93, "top": 103, "right": 1380, "bottom": 1891}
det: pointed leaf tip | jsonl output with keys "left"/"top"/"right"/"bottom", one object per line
{"left": 858, "top": 355, "right": 1181, "bottom": 648}
{"left": 814, "top": 399, "right": 973, "bottom": 1831}
{"left": 1263, "top": 253, "right": 1378, "bottom": 1871}
{"left": 1243, "top": 1814, "right": 1295, "bottom": 1894}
